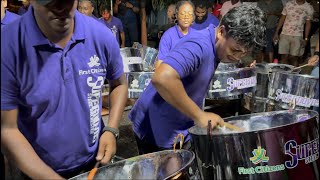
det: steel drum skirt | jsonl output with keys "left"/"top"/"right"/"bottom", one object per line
{"left": 207, "top": 63, "right": 256, "bottom": 100}
{"left": 189, "top": 110, "right": 319, "bottom": 180}
{"left": 126, "top": 72, "right": 154, "bottom": 99}
{"left": 69, "top": 150, "right": 195, "bottom": 180}
{"left": 268, "top": 71, "right": 319, "bottom": 110}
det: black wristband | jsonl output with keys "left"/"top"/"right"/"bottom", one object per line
{"left": 314, "top": 51, "right": 319, "bottom": 56}
{"left": 103, "top": 126, "right": 119, "bottom": 140}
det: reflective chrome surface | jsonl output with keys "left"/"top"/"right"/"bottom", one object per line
{"left": 69, "top": 150, "right": 196, "bottom": 180}
{"left": 207, "top": 63, "right": 256, "bottom": 100}
{"left": 126, "top": 72, "right": 154, "bottom": 99}
{"left": 268, "top": 71, "right": 319, "bottom": 110}
{"left": 189, "top": 110, "right": 319, "bottom": 180}
{"left": 120, "top": 47, "right": 158, "bottom": 73}
{"left": 255, "top": 63, "right": 298, "bottom": 99}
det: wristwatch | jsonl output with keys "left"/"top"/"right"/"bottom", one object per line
{"left": 304, "top": 38, "right": 308, "bottom": 41}
{"left": 103, "top": 126, "right": 120, "bottom": 140}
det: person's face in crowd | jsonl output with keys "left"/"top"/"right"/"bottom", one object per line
{"left": 102, "top": 9, "right": 111, "bottom": 21}
{"left": 177, "top": 3, "right": 194, "bottom": 29}
{"left": 195, "top": 6, "right": 207, "bottom": 24}
{"left": 30, "top": 0, "right": 78, "bottom": 33}
{"left": 78, "top": 0, "right": 93, "bottom": 16}
{"left": 1, "top": 0, "right": 7, "bottom": 20}
{"left": 22, "top": 0, "right": 30, "bottom": 7}
{"left": 215, "top": 26, "right": 249, "bottom": 63}
{"left": 167, "top": 4, "right": 176, "bottom": 23}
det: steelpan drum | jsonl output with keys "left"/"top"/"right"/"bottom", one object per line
{"left": 245, "top": 63, "right": 299, "bottom": 113}
{"left": 189, "top": 110, "right": 319, "bottom": 180}
{"left": 120, "top": 47, "right": 158, "bottom": 73}
{"left": 268, "top": 71, "right": 319, "bottom": 110}
{"left": 207, "top": 63, "right": 256, "bottom": 100}
{"left": 69, "top": 150, "right": 196, "bottom": 180}
{"left": 126, "top": 72, "right": 154, "bottom": 99}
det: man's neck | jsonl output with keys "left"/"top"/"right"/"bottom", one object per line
{"left": 106, "top": 16, "right": 112, "bottom": 23}
{"left": 34, "top": 13, "right": 74, "bottom": 48}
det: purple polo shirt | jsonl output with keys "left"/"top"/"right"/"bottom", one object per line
{"left": 191, "top": 13, "right": 219, "bottom": 30}
{"left": 129, "top": 25, "right": 218, "bottom": 148}
{"left": 100, "top": 16, "right": 124, "bottom": 46}
{"left": 1, "top": 7, "right": 123, "bottom": 174}
{"left": 1, "top": 10, "right": 20, "bottom": 29}
{"left": 158, "top": 25, "right": 195, "bottom": 60}
{"left": 18, "top": 6, "right": 28, "bottom": 15}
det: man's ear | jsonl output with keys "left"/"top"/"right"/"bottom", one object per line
{"left": 216, "top": 25, "right": 225, "bottom": 40}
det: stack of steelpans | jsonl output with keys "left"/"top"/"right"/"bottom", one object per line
{"left": 127, "top": 72, "right": 154, "bottom": 99}
{"left": 207, "top": 63, "right": 256, "bottom": 100}
{"left": 69, "top": 150, "right": 197, "bottom": 180}
{"left": 121, "top": 46, "right": 158, "bottom": 98}
{"left": 268, "top": 71, "right": 319, "bottom": 110}
{"left": 189, "top": 110, "right": 319, "bottom": 180}
{"left": 246, "top": 63, "right": 299, "bottom": 112}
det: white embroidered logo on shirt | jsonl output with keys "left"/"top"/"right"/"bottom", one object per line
{"left": 88, "top": 55, "right": 100, "bottom": 67}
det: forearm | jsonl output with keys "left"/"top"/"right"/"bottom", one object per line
{"left": 304, "top": 21, "right": 312, "bottom": 38}
{"left": 132, "top": 6, "right": 139, "bottom": 13}
{"left": 275, "top": 15, "right": 286, "bottom": 34}
{"left": 152, "top": 65, "right": 202, "bottom": 122}
{"left": 1, "top": 129, "right": 62, "bottom": 179}
{"left": 120, "top": 32, "right": 125, "bottom": 47}
{"left": 107, "top": 74, "right": 128, "bottom": 129}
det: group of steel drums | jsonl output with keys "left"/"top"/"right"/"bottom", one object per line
{"left": 83, "top": 50, "right": 319, "bottom": 180}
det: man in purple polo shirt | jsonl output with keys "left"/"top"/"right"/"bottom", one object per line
{"left": 1, "top": 0, "right": 128, "bottom": 179}
{"left": 191, "top": 0, "right": 220, "bottom": 30}
{"left": 1, "top": 0, "right": 20, "bottom": 29}
{"left": 100, "top": 3, "right": 125, "bottom": 48}
{"left": 157, "top": 1, "right": 195, "bottom": 66}
{"left": 129, "top": 5, "right": 266, "bottom": 154}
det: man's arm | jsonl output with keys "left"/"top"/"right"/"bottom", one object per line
{"left": 273, "top": 15, "right": 286, "bottom": 42}
{"left": 120, "top": 31, "right": 125, "bottom": 48}
{"left": 1, "top": 110, "right": 63, "bottom": 179}
{"left": 95, "top": 74, "right": 128, "bottom": 164}
{"left": 152, "top": 64, "right": 223, "bottom": 128}
{"left": 304, "top": 20, "right": 312, "bottom": 41}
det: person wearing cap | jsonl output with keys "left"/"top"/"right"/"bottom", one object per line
{"left": 1, "top": 0, "right": 20, "bottom": 29}
{"left": 78, "top": 0, "right": 99, "bottom": 20}
{"left": 191, "top": 0, "right": 219, "bottom": 30}
{"left": 1, "top": 0, "right": 128, "bottom": 179}
{"left": 17, "top": 0, "right": 30, "bottom": 15}
{"left": 129, "top": 5, "right": 267, "bottom": 155}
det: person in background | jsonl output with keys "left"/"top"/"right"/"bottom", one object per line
{"left": 100, "top": 3, "right": 125, "bottom": 48}
{"left": 1, "top": 0, "right": 20, "bottom": 29}
{"left": 212, "top": 0, "right": 226, "bottom": 18}
{"left": 17, "top": 0, "right": 29, "bottom": 15}
{"left": 158, "top": 3, "right": 177, "bottom": 40}
{"left": 219, "top": 0, "right": 241, "bottom": 19}
{"left": 191, "top": 0, "right": 219, "bottom": 30}
{"left": 156, "top": 1, "right": 195, "bottom": 66}
{"left": 129, "top": 5, "right": 266, "bottom": 155}
{"left": 257, "top": 0, "right": 283, "bottom": 63}
{"left": 273, "top": 0, "right": 314, "bottom": 67}
{"left": 309, "top": 38, "right": 319, "bottom": 77}
{"left": 1, "top": 0, "right": 128, "bottom": 179}
{"left": 78, "top": 0, "right": 99, "bottom": 20}
{"left": 113, "top": 0, "right": 140, "bottom": 47}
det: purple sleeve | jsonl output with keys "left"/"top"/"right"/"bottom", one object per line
{"left": 162, "top": 40, "right": 205, "bottom": 79}
{"left": 157, "top": 32, "right": 172, "bottom": 60}
{"left": 1, "top": 39, "right": 19, "bottom": 110}
{"left": 105, "top": 35, "right": 124, "bottom": 80}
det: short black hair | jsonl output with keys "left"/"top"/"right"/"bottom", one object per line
{"left": 194, "top": 0, "right": 208, "bottom": 9}
{"left": 99, "top": 3, "right": 111, "bottom": 14}
{"left": 220, "top": 5, "right": 267, "bottom": 52}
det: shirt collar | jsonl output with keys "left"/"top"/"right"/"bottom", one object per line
{"left": 175, "top": 25, "right": 193, "bottom": 38}
{"left": 24, "top": 6, "right": 85, "bottom": 47}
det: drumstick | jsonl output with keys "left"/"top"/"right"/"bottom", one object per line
{"left": 292, "top": 64, "right": 310, "bottom": 71}
{"left": 223, "top": 122, "right": 243, "bottom": 132}
{"left": 87, "top": 161, "right": 100, "bottom": 180}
